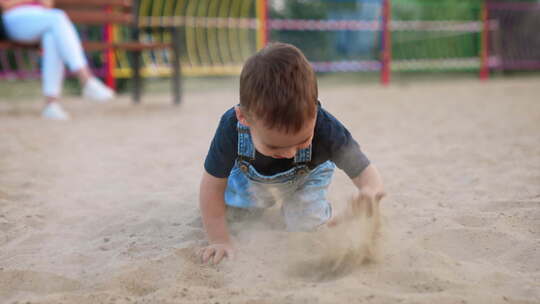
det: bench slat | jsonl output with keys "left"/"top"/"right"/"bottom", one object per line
{"left": 63, "top": 10, "right": 134, "bottom": 25}
{"left": 83, "top": 41, "right": 171, "bottom": 51}
{"left": 0, "top": 41, "right": 39, "bottom": 49}
{"left": 55, "top": 0, "right": 132, "bottom": 8}
{"left": 0, "top": 41, "right": 171, "bottom": 51}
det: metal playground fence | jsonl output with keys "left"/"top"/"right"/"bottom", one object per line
{"left": 1, "top": 0, "right": 539, "bottom": 88}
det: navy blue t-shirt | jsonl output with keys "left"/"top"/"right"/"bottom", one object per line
{"left": 204, "top": 104, "right": 370, "bottom": 179}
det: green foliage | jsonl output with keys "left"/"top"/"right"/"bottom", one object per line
{"left": 393, "top": 0, "right": 481, "bottom": 21}
{"left": 270, "top": 0, "right": 492, "bottom": 65}
{"left": 392, "top": 0, "right": 482, "bottom": 61}
{"left": 269, "top": 1, "right": 331, "bottom": 60}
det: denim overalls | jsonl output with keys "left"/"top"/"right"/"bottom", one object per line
{"left": 225, "top": 122, "right": 336, "bottom": 231}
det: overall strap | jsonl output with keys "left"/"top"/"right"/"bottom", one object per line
{"left": 237, "top": 121, "right": 312, "bottom": 165}
{"left": 237, "top": 122, "right": 255, "bottom": 161}
{"left": 294, "top": 145, "right": 312, "bottom": 164}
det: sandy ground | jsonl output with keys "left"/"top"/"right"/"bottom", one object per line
{"left": 0, "top": 77, "right": 539, "bottom": 304}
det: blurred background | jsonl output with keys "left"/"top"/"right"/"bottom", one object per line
{"left": 1, "top": 0, "right": 539, "bottom": 99}
{"left": 1, "top": 2, "right": 539, "bottom": 303}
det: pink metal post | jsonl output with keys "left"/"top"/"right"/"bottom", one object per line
{"left": 480, "top": 0, "right": 490, "bottom": 81}
{"left": 381, "top": 0, "right": 391, "bottom": 85}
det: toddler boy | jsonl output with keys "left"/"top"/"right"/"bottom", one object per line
{"left": 199, "top": 43, "right": 384, "bottom": 265}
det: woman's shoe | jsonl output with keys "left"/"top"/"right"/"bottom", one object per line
{"left": 42, "top": 102, "right": 71, "bottom": 120}
{"left": 82, "top": 77, "right": 115, "bottom": 103}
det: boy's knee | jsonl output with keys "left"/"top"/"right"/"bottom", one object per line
{"left": 226, "top": 206, "right": 265, "bottom": 223}
{"left": 282, "top": 201, "right": 332, "bottom": 232}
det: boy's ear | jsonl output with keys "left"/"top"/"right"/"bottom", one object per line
{"left": 234, "top": 105, "right": 250, "bottom": 126}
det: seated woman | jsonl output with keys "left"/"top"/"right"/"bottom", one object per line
{"left": 1, "top": 0, "right": 114, "bottom": 120}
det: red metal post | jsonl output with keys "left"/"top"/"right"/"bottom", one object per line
{"left": 480, "top": 0, "right": 490, "bottom": 81}
{"left": 257, "top": 0, "right": 269, "bottom": 49}
{"left": 104, "top": 6, "right": 116, "bottom": 89}
{"left": 381, "top": 0, "right": 391, "bottom": 85}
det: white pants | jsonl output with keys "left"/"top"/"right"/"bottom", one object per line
{"left": 4, "top": 6, "right": 88, "bottom": 97}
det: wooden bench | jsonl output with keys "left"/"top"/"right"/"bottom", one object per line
{"left": 0, "top": 0, "right": 182, "bottom": 104}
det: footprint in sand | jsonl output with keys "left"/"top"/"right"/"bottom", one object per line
{"left": 480, "top": 199, "right": 540, "bottom": 213}
{"left": 453, "top": 214, "right": 495, "bottom": 228}
{"left": 0, "top": 270, "right": 82, "bottom": 300}
{"left": 501, "top": 243, "right": 540, "bottom": 273}
{"left": 476, "top": 199, "right": 540, "bottom": 236}
{"left": 104, "top": 247, "right": 225, "bottom": 297}
{"left": 422, "top": 228, "right": 522, "bottom": 261}
{"left": 374, "top": 269, "right": 463, "bottom": 294}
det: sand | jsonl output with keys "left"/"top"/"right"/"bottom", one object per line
{"left": 0, "top": 77, "right": 539, "bottom": 304}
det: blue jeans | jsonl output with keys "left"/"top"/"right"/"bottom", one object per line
{"left": 225, "top": 159, "right": 335, "bottom": 232}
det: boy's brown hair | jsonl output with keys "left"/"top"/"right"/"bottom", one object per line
{"left": 239, "top": 42, "right": 318, "bottom": 134}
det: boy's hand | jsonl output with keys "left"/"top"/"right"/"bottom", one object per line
{"left": 328, "top": 187, "right": 385, "bottom": 227}
{"left": 352, "top": 187, "right": 385, "bottom": 216}
{"left": 357, "top": 187, "right": 385, "bottom": 208}
{"left": 198, "top": 243, "right": 235, "bottom": 265}
{"left": 199, "top": 172, "right": 233, "bottom": 265}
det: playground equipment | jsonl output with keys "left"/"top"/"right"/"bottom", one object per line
{"left": 0, "top": 0, "right": 538, "bottom": 88}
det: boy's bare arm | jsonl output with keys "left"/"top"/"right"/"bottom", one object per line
{"left": 198, "top": 171, "right": 234, "bottom": 264}
{"left": 352, "top": 164, "right": 385, "bottom": 201}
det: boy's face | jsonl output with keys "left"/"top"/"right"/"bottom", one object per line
{"left": 235, "top": 106, "right": 315, "bottom": 159}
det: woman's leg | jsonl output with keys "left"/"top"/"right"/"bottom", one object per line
{"left": 45, "top": 9, "right": 88, "bottom": 77}
{"left": 45, "top": 10, "right": 113, "bottom": 101}
{"left": 40, "top": 32, "right": 70, "bottom": 119}
{"left": 4, "top": 6, "right": 112, "bottom": 101}
{"left": 4, "top": 7, "right": 87, "bottom": 77}
{"left": 42, "top": 32, "right": 65, "bottom": 100}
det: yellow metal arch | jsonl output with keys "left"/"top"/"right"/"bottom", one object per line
{"left": 113, "top": 0, "right": 261, "bottom": 78}
{"left": 195, "top": 0, "right": 211, "bottom": 71}
{"left": 207, "top": 0, "right": 222, "bottom": 66}
{"left": 185, "top": 0, "right": 200, "bottom": 68}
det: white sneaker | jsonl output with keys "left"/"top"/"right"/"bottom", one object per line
{"left": 82, "top": 77, "right": 115, "bottom": 103}
{"left": 42, "top": 102, "right": 71, "bottom": 120}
